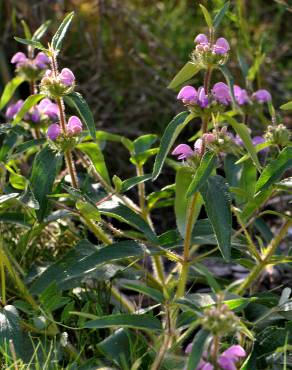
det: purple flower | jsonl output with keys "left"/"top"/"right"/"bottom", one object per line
{"left": 172, "top": 144, "right": 194, "bottom": 160}
{"left": 29, "top": 106, "right": 41, "bottom": 123}
{"left": 198, "top": 87, "right": 209, "bottom": 108}
{"left": 177, "top": 86, "right": 198, "bottom": 105}
{"left": 212, "top": 82, "right": 231, "bottom": 105}
{"left": 11, "top": 52, "right": 28, "bottom": 68}
{"left": 38, "top": 98, "right": 59, "bottom": 120}
{"left": 252, "top": 89, "right": 271, "bottom": 103}
{"left": 5, "top": 100, "right": 24, "bottom": 119}
{"left": 213, "top": 38, "right": 230, "bottom": 55}
{"left": 194, "top": 33, "right": 209, "bottom": 45}
{"left": 47, "top": 123, "right": 61, "bottom": 141}
{"left": 203, "top": 133, "right": 216, "bottom": 143}
{"left": 59, "top": 68, "right": 75, "bottom": 86}
{"left": 34, "top": 52, "right": 50, "bottom": 69}
{"left": 252, "top": 136, "right": 268, "bottom": 154}
{"left": 67, "top": 116, "right": 83, "bottom": 135}
{"left": 194, "top": 138, "right": 203, "bottom": 154}
{"left": 234, "top": 85, "right": 249, "bottom": 105}
{"left": 218, "top": 345, "right": 246, "bottom": 370}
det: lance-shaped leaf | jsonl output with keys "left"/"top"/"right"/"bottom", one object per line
{"left": 213, "top": 1, "right": 230, "bottom": 28}
{"left": 83, "top": 313, "right": 162, "bottom": 331}
{"left": 14, "top": 37, "right": 47, "bottom": 51}
{"left": 168, "top": 62, "right": 201, "bottom": 90}
{"left": 65, "top": 92, "right": 96, "bottom": 139}
{"left": 13, "top": 94, "right": 45, "bottom": 124}
{"left": 121, "top": 174, "right": 152, "bottom": 192}
{"left": 280, "top": 101, "right": 292, "bottom": 110}
{"left": 0, "top": 76, "right": 25, "bottom": 110}
{"left": 30, "top": 146, "right": 62, "bottom": 221}
{"left": 187, "top": 151, "right": 216, "bottom": 197}
{"left": 77, "top": 141, "right": 110, "bottom": 184}
{"left": 32, "top": 20, "right": 51, "bottom": 41}
{"left": 199, "top": 4, "right": 212, "bottom": 28}
{"left": 187, "top": 329, "right": 210, "bottom": 370}
{"left": 223, "top": 114, "right": 261, "bottom": 171}
{"left": 152, "top": 111, "right": 195, "bottom": 180}
{"left": 51, "top": 11, "right": 74, "bottom": 51}
{"left": 200, "top": 175, "right": 232, "bottom": 261}
{"left": 99, "top": 203, "right": 159, "bottom": 244}
{"left": 256, "top": 147, "right": 292, "bottom": 192}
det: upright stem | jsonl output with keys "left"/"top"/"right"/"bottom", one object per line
{"left": 236, "top": 220, "right": 292, "bottom": 294}
{"left": 0, "top": 256, "right": 6, "bottom": 305}
{"left": 176, "top": 192, "right": 199, "bottom": 298}
{"left": 64, "top": 150, "right": 78, "bottom": 189}
{"left": 136, "top": 164, "right": 146, "bottom": 215}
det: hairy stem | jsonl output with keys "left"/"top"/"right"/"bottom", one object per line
{"left": 236, "top": 220, "right": 292, "bottom": 294}
{"left": 64, "top": 150, "right": 79, "bottom": 188}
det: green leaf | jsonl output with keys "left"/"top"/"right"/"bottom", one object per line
{"left": 280, "top": 101, "right": 292, "bottom": 110}
{"left": 76, "top": 200, "right": 101, "bottom": 221}
{"left": 77, "top": 141, "right": 110, "bottom": 184}
{"left": 256, "top": 147, "right": 292, "bottom": 192}
{"left": 31, "top": 240, "right": 147, "bottom": 293}
{"left": 187, "top": 329, "right": 209, "bottom": 370}
{"left": 223, "top": 115, "right": 261, "bottom": 171}
{"left": 65, "top": 91, "right": 96, "bottom": 139}
{"left": 219, "top": 65, "right": 236, "bottom": 106}
{"left": 21, "top": 20, "right": 32, "bottom": 40}
{"left": 83, "top": 313, "right": 162, "bottom": 331}
{"left": 237, "top": 159, "right": 257, "bottom": 204}
{"left": 51, "top": 11, "right": 74, "bottom": 51}
{"left": 121, "top": 174, "right": 152, "bottom": 192}
{"left": 0, "top": 76, "right": 24, "bottom": 110}
{"left": 99, "top": 203, "right": 159, "bottom": 244}
{"left": 122, "top": 283, "right": 164, "bottom": 303}
{"left": 186, "top": 151, "right": 216, "bottom": 197}
{"left": 13, "top": 94, "right": 45, "bottom": 124}
{"left": 168, "top": 62, "right": 201, "bottom": 90}
{"left": 14, "top": 138, "right": 46, "bottom": 155}
{"left": 200, "top": 175, "right": 232, "bottom": 261}
{"left": 152, "top": 111, "right": 194, "bottom": 180}
{"left": 30, "top": 146, "right": 62, "bottom": 220}
{"left": 32, "top": 20, "right": 51, "bottom": 41}
{"left": 175, "top": 167, "right": 202, "bottom": 238}
{"left": 247, "top": 52, "right": 266, "bottom": 82}
{"left": 14, "top": 37, "right": 47, "bottom": 51}
{"left": 199, "top": 4, "right": 212, "bottom": 28}
{"left": 213, "top": 1, "right": 230, "bottom": 28}
{"left": 133, "top": 134, "right": 157, "bottom": 154}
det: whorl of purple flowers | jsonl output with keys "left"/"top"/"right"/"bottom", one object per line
{"left": 11, "top": 51, "right": 50, "bottom": 70}
{"left": 47, "top": 116, "right": 83, "bottom": 141}
{"left": 194, "top": 34, "right": 230, "bottom": 55}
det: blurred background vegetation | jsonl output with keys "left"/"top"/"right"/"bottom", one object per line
{"left": 0, "top": 0, "right": 291, "bottom": 186}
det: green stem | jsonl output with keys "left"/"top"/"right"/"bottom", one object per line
{"left": 236, "top": 220, "right": 292, "bottom": 294}
{"left": 137, "top": 164, "right": 146, "bottom": 216}
{"left": 0, "top": 256, "right": 6, "bottom": 305}
{"left": 176, "top": 192, "right": 199, "bottom": 298}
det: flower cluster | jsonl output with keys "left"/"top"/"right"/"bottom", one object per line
{"left": 47, "top": 116, "right": 83, "bottom": 142}
{"left": 191, "top": 33, "right": 230, "bottom": 67}
{"left": 40, "top": 68, "right": 75, "bottom": 98}
{"left": 264, "top": 123, "right": 291, "bottom": 147}
{"left": 11, "top": 51, "right": 50, "bottom": 80}
{"left": 177, "top": 82, "right": 271, "bottom": 111}
{"left": 185, "top": 344, "right": 246, "bottom": 370}
{"left": 5, "top": 98, "right": 58, "bottom": 126}
{"left": 172, "top": 138, "right": 204, "bottom": 161}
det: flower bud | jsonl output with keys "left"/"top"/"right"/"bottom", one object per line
{"left": 33, "top": 52, "right": 50, "bottom": 69}
{"left": 264, "top": 124, "right": 291, "bottom": 146}
{"left": 59, "top": 68, "right": 75, "bottom": 86}
{"left": 252, "top": 89, "right": 271, "bottom": 103}
{"left": 11, "top": 52, "right": 28, "bottom": 68}
{"left": 194, "top": 33, "right": 209, "bottom": 45}
{"left": 201, "top": 303, "right": 239, "bottom": 335}
{"left": 212, "top": 82, "right": 231, "bottom": 105}
{"left": 47, "top": 123, "right": 61, "bottom": 141}
{"left": 203, "top": 133, "right": 216, "bottom": 143}
{"left": 172, "top": 144, "right": 194, "bottom": 160}
{"left": 194, "top": 138, "right": 203, "bottom": 154}
{"left": 67, "top": 116, "right": 83, "bottom": 136}
{"left": 213, "top": 37, "right": 230, "bottom": 55}
{"left": 177, "top": 86, "right": 197, "bottom": 105}
{"left": 5, "top": 100, "right": 24, "bottom": 119}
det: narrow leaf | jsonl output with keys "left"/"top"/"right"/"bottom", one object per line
{"left": 168, "top": 62, "right": 201, "bottom": 90}
{"left": 14, "top": 37, "right": 46, "bottom": 51}
{"left": 51, "top": 12, "right": 74, "bottom": 51}
{"left": 152, "top": 111, "right": 195, "bottom": 180}
{"left": 187, "top": 151, "right": 216, "bottom": 197}
{"left": 122, "top": 283, "right": 164, "bottom": 303}
{"left": 13, "top": 94, "right": 45, "bottom": 124}
{"left": 280, "top": 101, "right": 292, "bottom": 110}
{"left": 200, "top": 175, "right": 232, "bottom": 261}
{"left": 219, "top": 65, "right": 236, "bottom": 106}
{"left": 77, "top": 142, "right": 110, "bottom": 184}
{"left": 187, "top": 329, "right": 210, "bottom": 370}
{"left": 213, "top": 2, "right": 230, "bottom": 28}
{"left": 65, "top": 92, "right": 96, "bottom": 139}
{"left": 199, "top": 4, "right": 212, "bottom": 28}
{"left": 32, "top": 20, "right": 51, "bottom": 41}
{"left": 121, "top": 174, "right": 152, "bottom": 192}
{"left": 30, "top": 146, "right": 62, "bottom": 220}
{"left": 83, "top": 313, "right": 162, "bottom": 331}
{"left": 0, "top": 76, "right": 24, "bottom": 110}
{"left": 256, "top": 147, "right": 292, "bottom": 192}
